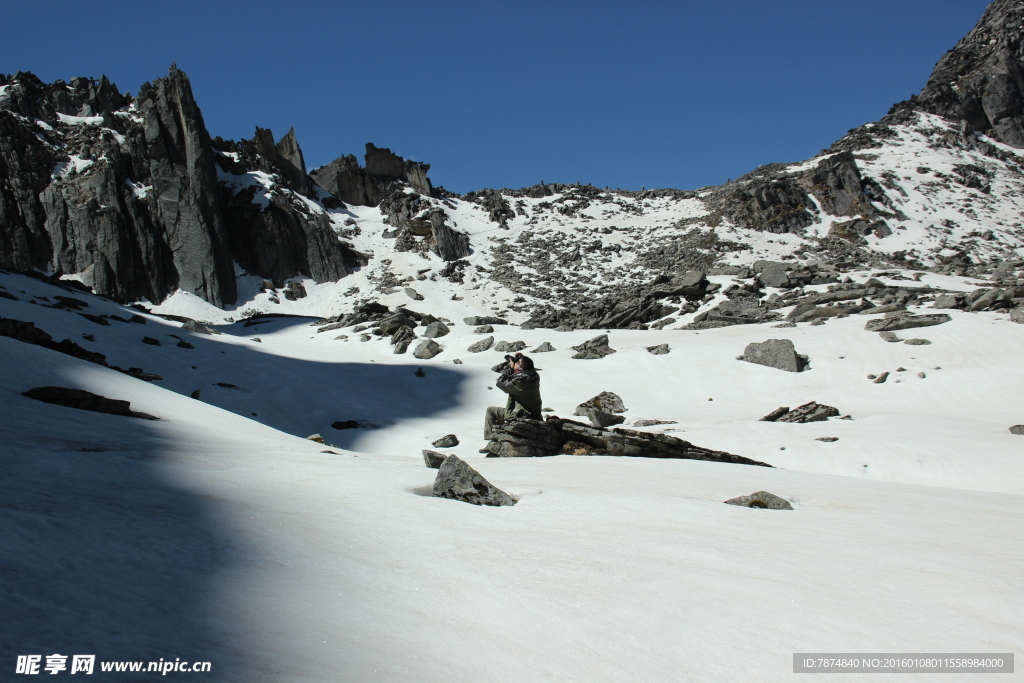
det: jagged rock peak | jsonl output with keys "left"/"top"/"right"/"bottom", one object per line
{"left": 310, "top": 142, "right": 433, "bottom": 207}
{"left": 904, "top": 0, "right": 1024, "bottom": 146}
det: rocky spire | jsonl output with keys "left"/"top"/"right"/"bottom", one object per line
{"left": 911, "top": 0, "right": 1024, "bottom": 146}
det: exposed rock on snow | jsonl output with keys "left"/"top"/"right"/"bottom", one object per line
{"left": 432, "top": 455, "right": 516, "bottom": 507}
{"left": 1010, "top": 425, "right": 1024, "bottom": 435}
{"left": 468, "top": 336, "right": 494, "bottom": 353}
{"left": 22, "top": 386, "right": 157, "bottom": 420}
{"left": 864, "top": 313, "right": 952, "bottom": 332}
{"left": 485, "top": 416, "right": 771, "bottom": 466}
{"left": 431, "top": 434, "right": 459, "bottom": 448}
{"left": 647, "top": 343, "right": 670, "bottom": 355}
{"left": 741, "top": 339, "right": 808, "bottom": 372}
{"left": 532, "top": 341, "right": 555, "bottom": 352}
{"left": 763, "top": 401, "right": 840, "bottom": 423}
{"left": 572, "top": 334, "right": 616, "bottom": 359}
{"left": 413, "top": 339, "right": 441, "bottom": 359}
{"left": 724, "top": 491, "right": 794, "bottom": 510}
{"left": 574, "top": 391, "right": 626, "bottom": 416}
{"left": 583, "top": 409, "right": 626, "bottom": 428}
{"left": 423, "top": 321, "right": 450, "bottom": 338}
{"left": 422, "top": 450, "right": 446, "bottom": 469}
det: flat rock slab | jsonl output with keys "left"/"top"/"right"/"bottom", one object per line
{"left": 864, "top": 313, "right": 951, "bottom": 332}
{"left": 432, "top": 455, "right": 516, "bottom": 506}
{"left": 742, "top": 338, "right": 807, "bottom": 372}
{"left": 464, "top": 316, "right": 508, "bottom": 326}
{"left": 22, "top": 386, "right": 158, "bottom": 420}
{"left": 724, "top": 491, "right": 793, "bottom": 510}
{"left": 775, "top": 401, "right": 839, "bottom": 423}
{"left": 904, "top": 338, "right": 931, "bottom": 345}
{"left": 432, "top": 434, "right": 459, "bottom": 448}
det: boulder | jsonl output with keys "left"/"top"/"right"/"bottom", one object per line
{"left": 1009, "top": 425, "right": 1024, "bottom": 435}
{"left": 585, "top": 409, "right": 626, "bottom": 428}
{"left": 879, "top": 331, "right": 902, "bottom": 342}
{"left": 468, "top": 336, "right": 494, "bottom": 353}
{"left": 571, "top": 334, "right": 616, "bottom": 359}
{"left": 864, "top": 313, "right": 951, "bottom": 332}
{"left": 432, "top": 434, "right": 459, "bottom": 448}
{"left": 724, "top": 491, "right": 793, "bottom": 510}
{"left": 474, "top": 325, "right": 494, "bottom": 334}
{"left": 932, "top": 294, "right": 965, "bottom": 309}
{"left": 759, "top": 407, "right": 790, "bottom": 422}
{"left": 413, "top": 339, "right": 442, "bottom": 359}
{"left": 432, "top": 455, "right": 516, "bottom": 506}
{"left": 741, "top": 339, "right": 808, "bottom": 372}
{"left": 494, "top": 340, "right": 526, "bottom": 353}
{"left": 1011, "top": 308, "right": 1024, "bottom": 324}
{"left": 404, "top": 287, "right": 424, "bottom": 301}
{"left": 532, "top": 341, "right": 555, "bottom": 352}
{"left": 647, "top": 343, "right": 670, "bottom": 355}
{"left": 904, "top": 338, "right": 931, "bottom": 345}
{"left": 423, "top": 321, "right": 450, "bottom": 338}
{"left": 775, "top": 401, "right": 840, "bottom": 423}
{"left": 575, "top": 391, "right": 626, "bottom": 415}
{"left": 464, "top": 316, "right": 507, "bottom": 326}
{"left": 873, "top": 372, "right": 890, "bottom": 384}
{"left": 423, "top": 450, "right": 447, "bottom": 469}
{"left": 22, "top": 386, "right": 157, "bottom": 420}
{"left": 754, "top": 261, "right": 791, "bottom": 288}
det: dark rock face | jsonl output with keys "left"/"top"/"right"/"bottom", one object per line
{"left": 22, "top": 386, "right": 157, "bottom": 420}
{"left": 742, "top": 339, "right": 808, "bottom": 372}
{"left": 430, "top": 213, "right": 472, "bottom": 261}
{"left": 310, "top": 142, "right": 432, "bottom": 207}
{"left": 1, "top": 316, "right": 107, "bottom": 365}
{"left": 432, "top": 455, "right": 516, "bottom": 507}
{"left": 485, "top": 416, "right": 771, "bottom": 466}
{"left": 908, "top": 0, "right": 1024, "bottom": 148}
{"left": 724, "top": 491, "right": 793, "bottom": 510}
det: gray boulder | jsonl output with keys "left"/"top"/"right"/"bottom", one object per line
{"left": 585, "top": 409, "right": 626, "bottom": 428}
{"left": 432, "top": 455, "right": 516, "bottom": 507}
{"left": 873, "top": 372, "right": 890, "bottom": 384}
{"left": 423, "top": 321, "right": 450, "bottom": 338}
{"left": 647, "top": 343, "right": 670, "bottom": 355}
{"left": 404, "top": 287, "right": 424, "bottom": 301}
{"left": 468, "top": 336, "right": 494, "bottom": 353}
{"left": 759, "top": 406, "right": 790, "bottom": 422}
{"left": 904, "top": 338, "right": 931, "bottom": 345}
{"left": 494, "top": 340, "right": 527, "bottom": 353}
{"left": 879, "top": 331, "right": 902, "bottom": 342}
{"left": 464, "top": 316, "right": 508, "bottom": 326}
{"left": 474, "top": 325, "right": 494, "bottom": 334}
{"left": 724, "top": 491, "right": 793, "bottom": 510}
{"left": 864, "top": 313, "right": 951, "bottom": 332}
{"left": 775, "top": 401, "right": 840, "bottom": 423}
{"left": 413, "top": 339, "right": 441, "bottom": 359}
{"left": 423, "top": 450, "right": 447, "bottom": 468}
{"left": 182, "top": 320, "right": 220, "bottom": 335}
{"left": 432, "top": 434, "right": 459, "bottom": 448}
{"left": 754, "top": 261, "right": 791, "bottom": 288}
{"left": 1009, "top": 425, "right": 1024, "bottom": 435}
{"left": 532, "top": 341, "right": 555, "bottom": 352}
{"left": 571, "top": 334, "right": 616, "bottom": 359}
{"left": 932, "top": 294, "right": 965, "bottom": 309}
{"left": 1011, "top": 308, "right": 1024, "bottom": 324}
{"left": 575, "top": 391, "right": 626, "bottom": 415}
{"left": 742, "top": 339, "right": 808, "bottom": 372}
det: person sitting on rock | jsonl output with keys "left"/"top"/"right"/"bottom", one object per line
{"left": 482, "top": 353, "right": 542, "bottom": 452}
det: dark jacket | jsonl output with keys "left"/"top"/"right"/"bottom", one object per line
{"left": 496, "top": 369, "right": 542, "bottom": 420}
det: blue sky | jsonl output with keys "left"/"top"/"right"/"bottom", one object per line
{"left": 1, "top": 1, "right": 991, "bottom": 193}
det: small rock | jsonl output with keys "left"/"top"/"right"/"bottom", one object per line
{"left": 896, "top": 367, "right": 906, "bottom": 372}
{"left": 867, "top": 374, "right": 877, "bottom": 379}
{"left": 452, "top": 358, "right": 463, "bottom": 364}
{"left": 918, "top": 372, "right": 926, "bottom": 378}
{"left": 464, "top": 316, "right": 508, "bottom": 326}
{"left": 190, "top": 389, "right": 201, "bottom": 399}
{"left": 414, "top": 367, "right": 426, "bottom": 377}
{"left": 904, "top": 338, "right": 931, "bottom": 345}
{"left": 404, "top": 287, "right": 425, "bottom": 301}
{"left": 873, "top": 372, "right": 890, "bottom": 384}
{"left": 646, "top": 343, "right": 670, "bottom": 355}
{"left": 1011, "top": 308, "right": 1024, "bottom": 324}
{"left": 432, "top": 455, "right": 516, "bottom": 506}
{"left": 141, "top": 336, "right": 161, "bottom": 346}
{"left": 423, "top": 450, "right": 447, "bottom": 469}
{"left": 250, "top": 337, "right": 262, "bottom": 343}
{"left": 879, "top": 331, "right": 902, "bottom": 343}
{"left": 864, "top": 313, "right": 951, "bottom": 332}
{"left": 468, "top": 336, "right": 494, "bottom": 353}
{"left": 632, "top": 419, "right": 678, "bottom": 427}
{"left": 741, "top": 339, "right": 807, "bottom": 372}
{"left": 474, "top": 325, "right": 494, "bottom": 334}
{"left": 414, "top": 339, "right": 442, "bottom": 359}
{"left": 177, "top": 340, "right": 194, "bottom": 349}
{"left": 1009, "top": 425, "right": 1024, "bottom": 435}
{"left": 532, "top": 342, "right": 555, "bottom": 352}
{"left": 306, "top": 434, "right": 325, "bottom": 444}
{"left": 815, "top": 437, "right": 839, "bottom": 442}
{"left": 724, "top": 491, "right": 793, "bottom": 510}
{"left": 432, "top": 434, "right": 459, "bottom": 448}
{"left": 332, "top": 420, "right": 360, "bottom": 430}
{"left": 182, "top": 320, "right": 221, "bottom": 335}
{"left": 776, "top": 401, "right": 839, "bottom": 423}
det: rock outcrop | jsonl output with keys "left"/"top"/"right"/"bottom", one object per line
{"left": 432, "top": 455, "right": 516, "bottom": 507}
{"left": 485, "top": 416, "right": 771, "bottom": 466}
{"left": 741, "top": 339, "right": 808, "bottom": 372}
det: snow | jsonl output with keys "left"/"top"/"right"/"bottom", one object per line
{"left": 51, "top": 155, "right": 95, "bottom": 179}
{"left": 1, "top": 270, "right": 1021, "bottom": 681}
{"left": 57, "top": 112, "right": 104, "bottom": 126}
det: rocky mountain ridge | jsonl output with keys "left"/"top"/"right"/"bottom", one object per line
{"left": 1, "top": 0, "right": 1024, "bottom": 327}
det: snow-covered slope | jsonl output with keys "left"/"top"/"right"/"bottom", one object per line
{"left": 2, "top": 269, "right": 1021, "bottom": 681}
